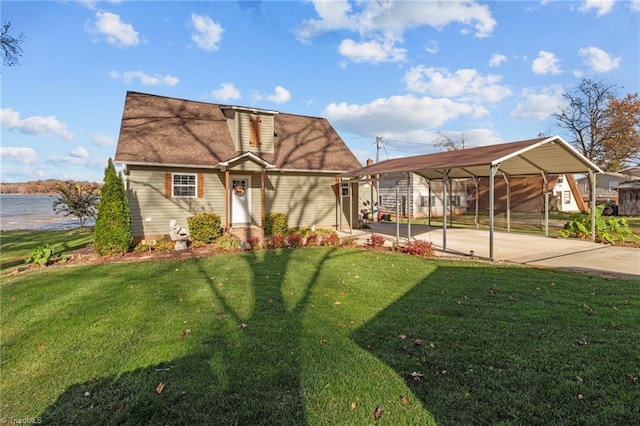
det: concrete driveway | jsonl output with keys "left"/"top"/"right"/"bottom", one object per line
{"left": 359, "top": 224, "right": 640, "bottom": 279}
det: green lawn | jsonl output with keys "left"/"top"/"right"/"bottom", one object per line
{"left": 1, "top": 235, "right": 639, "bottom": 424}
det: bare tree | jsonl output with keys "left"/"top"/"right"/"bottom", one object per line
{"left": 433, "top": 131, "right": 467, "bottom": 151}
{"left": 553, "top": 78, "right": 640, "bottom": 171}
{"left": 1, "top": 22, "right": 24, "bottom": 67}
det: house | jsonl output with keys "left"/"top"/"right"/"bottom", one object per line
{"left": 114, "top": 91, "right": 362, "bottom": 240}
{"left": 551, "top": 174, "right": 585, "bottom": 212}
{"left": 376, "top": 172, "right": 467, "bottom": 218}
{"left": 576, "top": 171, "right": 640, "bottom": 207}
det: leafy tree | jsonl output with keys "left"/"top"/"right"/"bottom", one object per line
{"left": 1, "top": 22, "right": 24, "bottom": 67}
{"left": 52, "top": 181, "right": 99, "bottom": 228}
{"left": 553, "top": 78, "right": 640, "bottom": 171}
{"left": 94, "top": 158, "right": 132, "bottom": 255}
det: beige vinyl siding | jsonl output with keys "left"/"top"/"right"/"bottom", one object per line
{"left": 125, "top": 166, "right": 226, "bottom": 237}
{"left": 265, "top": 173, "right": 356, "bottom": 229}
{"left": 237, "top": 112, "right": 274, "bottom": 154}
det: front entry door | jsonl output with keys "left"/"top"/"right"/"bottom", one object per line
{"left": 231, "top": 176, "right": 251, "bottom": 225}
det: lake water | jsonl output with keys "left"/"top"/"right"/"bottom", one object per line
{"left": 0, "top": 194, "right": 95, "bottom": 231}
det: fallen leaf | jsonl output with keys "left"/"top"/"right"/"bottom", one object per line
{"left": 238, "top": 322, "right": 248, "bottom": 329}
{"left": 350, "top": 401, "right": 356, "bottom": 410}
{"left": 156, "top": 382, "right": 165, "bottom": 394}
{"left": 429, "top": 342, "right": 435, "bottom": 349}
{"left": 413, "top": 339, "right": 422, "bottom": 346}
{"left": 577, "top": 393, "right": 584, "bottom": 400}
{"left": 577, "top": 337, "right": 588, "bottom": 346}
{"left": 411, "top": 371, "right": 423, "bottom": 381}
{"left": 401, "top": 395, "right": 409, "bottom": 404}
{"left": 178, "top": 331, "right": 185, "bottom": 339}
{"left": 373, "top": 406, "right": 383, "bottom": 419}
{"left": 627, "top": 374, "right": 638, "bottom": 383}
{"left": 333, "top": 301, "right": 342, "bottom": 305}
{"left": 398, "top": 334, "right": 407, "bottom": 339}
{"left": 574, "top": 376, "right": 583, "bottom": 383}
{"left": 320, "top": 338, "right": 328, "bottom": 345}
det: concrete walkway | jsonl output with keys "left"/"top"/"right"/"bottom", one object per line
{"left": 343, "top": 224, "right": 640, "bottom": 279}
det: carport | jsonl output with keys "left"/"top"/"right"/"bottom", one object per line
{"left": 339, "top": 136, "right": 603, "bottom": 261}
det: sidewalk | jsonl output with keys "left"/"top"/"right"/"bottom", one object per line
{"left": 342, "top": 224, "right": 640, "bottom": 279}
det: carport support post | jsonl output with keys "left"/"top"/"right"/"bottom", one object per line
{"left": 589, "top": 170, "right": 596, "bottom": 241}
{"left": 443, "top": 169, "right": 450, "bottom": 252}
{"left": 395, "top": 183, "right": 400, "bottom": 243}
{"left": 428, "top": 180, "right": 432, "bottom": 227}
{"left": 474, "top": 177, "right": 480, "bottom": 230}
{"left": 542, "top": 172, "right": 549, "bottom": 237}
{"left": 338, "top": 177, "right": 343, "bottom": 231}
{"left": 489, "top": 165, "right": 498, "bottom": 261}
{"left": 503, "top": 173, "right": 511, "bottom": 233}
{"left": 407, "top": 172, "right": 412, "bottom": 240}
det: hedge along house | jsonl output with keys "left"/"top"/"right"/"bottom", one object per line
{"left": 114, "top": 91, "right": 362, "bottom": 241}
{"left": 340, "top": 136, "right": 602, "bottom": 261}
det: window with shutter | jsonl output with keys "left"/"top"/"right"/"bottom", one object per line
{"left": 250, "top": 115, "right": 261, "bottom": 147}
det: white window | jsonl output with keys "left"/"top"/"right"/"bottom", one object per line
{"left": 564, "top": 191, "right": 571, "bottom": 204}
{"left": 173, "top": 174, "right": 197, "bottom": 197}
{"left": 447, "top": 195, "right": 461, "bottom": 206}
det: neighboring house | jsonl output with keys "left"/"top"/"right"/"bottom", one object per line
{"left": 617, "top": 181, "right": 640, "bottom": 216}
{"left": 377, "top": 172, "right": 467, "bottom": 218}
{"left": 471, "top": 175, "right": 564, "bottom": 213}
{"left": 576, "top": 171, "right": 640, "bottom": 206}
{"left": 114, "top": 91, "right": 362, "bottom": 240}
{"left": 551, "top": 174, "right": 584, "bottom": 212}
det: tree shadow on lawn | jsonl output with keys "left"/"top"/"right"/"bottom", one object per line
{"left": 350, "top": 264, "right": 640, "bottom": 426}
{"left": 39, "top": 248, "right": 338, "bottom": 425}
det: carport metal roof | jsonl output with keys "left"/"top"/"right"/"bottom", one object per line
{"left": 341, "top": 136, "right": 602, "bottom": 180}
{"left": 340, "top": 136, "right": 603, "bottom": 261}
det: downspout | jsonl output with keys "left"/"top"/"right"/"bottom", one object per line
{"left": 489, "top": 164, "right": 499, "bottom": 261}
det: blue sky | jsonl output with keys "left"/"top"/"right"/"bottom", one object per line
{"left": 1, "top": 0, "right": 639, "bottom": 183}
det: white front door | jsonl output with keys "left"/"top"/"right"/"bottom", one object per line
{"left": 231, "top": 176, "right": 251, "bottom": 224}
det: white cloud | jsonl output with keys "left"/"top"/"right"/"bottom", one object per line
{"left": 630, "top": 0, "right": 640, "bottom": 12}
{"left": 324, "top": 94, "right": 487, "bottom": 137}
{"left": 1, "top": 108, "right": 74, "bottom": 140}
{"left": 90, "top": 11, "right": 139, "bottom": 47}
{"left": 92, "top": 134, "right": 115, "bottom": 147}
{"left": 424, "top": 40, "right": 438, "bottom": 54}
{"left": 109, "top": 70, "right": 179, "bottom": 86}
{"left": 404, "top": 66, "right": 512, "bottom": 103}
{"left": 579, "top": 46, "right": 621, "bottom": 73}
{"left": 70, "top": 147, "right": 90, "bottom": 159}
{"left": 511, "top": 85, "right": 566, "bottom": 120}
{"left": 579, "top": 0, "right": 615, "bottom": 16}
{"left": 337, "top": 39, "right": 406, "bottom": 63}
{"left": 489, "top": 53, "right": 507, "bottom": 67}
{"left": 263, "top": 86, "right": 291, "bottom": 104}
{"left": 531, "top": 51, "right": 562, "bottom": 75}
{"left": 0, "top": 147, "right": 40, "bottom": 165}
{"left": 296, "top": 0, "right": 495, "bottom": 63}
{"left": 191, "top": 13, "right": 224, "bottom": 51}
{"left": 211, "top": 83, "right": 241, "bottom": 100}
{"left": 78, "top": 0, "right": 123, "bottom": 9}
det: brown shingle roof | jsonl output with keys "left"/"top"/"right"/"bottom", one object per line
{"left": 114, "top": 91, "right": 362, "bottom": 172}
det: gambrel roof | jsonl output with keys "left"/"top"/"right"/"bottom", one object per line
{"left": 114, "top": 91, "right": 362, "bottom": 173}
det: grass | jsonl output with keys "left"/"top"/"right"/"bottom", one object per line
{"left": 0, "top": 228, "right": 94, "bottom": 273}
{"left": 1, "top": 231, "right": 639, "bottom": 425}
